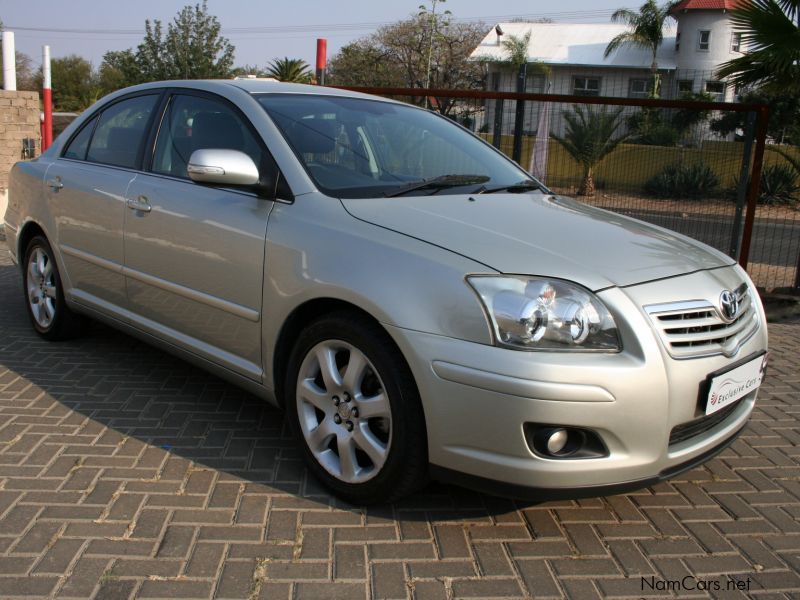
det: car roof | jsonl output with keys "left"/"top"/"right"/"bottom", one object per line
{"left": 112, "top": 79, "right": 390, "bottom": 102}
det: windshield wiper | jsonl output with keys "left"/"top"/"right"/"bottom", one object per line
{"left": 384, "top": 174, "right": 490, "bottom": 197}
{"left": 479, "top": 180, "right": 542, "bottom": 194}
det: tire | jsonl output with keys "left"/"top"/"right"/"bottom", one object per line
{"left": 285, "top": 311, "right": 428, "bottom": 504}
{"left": 22, "top": 235, "right": 86, "bottom": 340}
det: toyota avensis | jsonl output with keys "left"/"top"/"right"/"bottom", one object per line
{"left": 4, "top": 80, "right": 768, "bottom": 504}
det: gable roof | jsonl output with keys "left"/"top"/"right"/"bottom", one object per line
{"left": 670, "top": 0, "right": 744, "bottom": 13}
{"left": 470, "top": 23, "right": 677, "bottom": 70}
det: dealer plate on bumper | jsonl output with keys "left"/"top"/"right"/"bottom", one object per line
{"left": 705, "top": 352, "right": 768, "bottom": 416}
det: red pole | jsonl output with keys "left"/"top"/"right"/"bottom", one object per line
{"left": 315, "top": 38, "right": 327, "bottom": 85}
{"left": 42, "top": 45, "right": 53, "bottom": 151}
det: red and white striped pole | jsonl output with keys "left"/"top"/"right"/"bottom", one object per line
{"left": 42, "top": 45, "right": 53, "bottom": 151}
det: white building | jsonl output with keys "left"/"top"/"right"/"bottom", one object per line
{"left": 469, "top": 0, "right": 747, "bottom": 134}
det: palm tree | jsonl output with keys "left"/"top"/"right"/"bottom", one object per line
{"left": 501, "top": 32, "right": 550, "bottom": 87}
{"left": 502, "top": 32, "right": 531, "bottom": 71}
{"left": 265, "top": 58, "right": 313, "bottom": 83}
{"left": 604, "top": 0, "right": 676, "bottom": 98}
{"left": 717, "top": 0, "right": 800, "bottom": 93}
{"left": 555, "top": 105, "right": 629, "bottom": 197}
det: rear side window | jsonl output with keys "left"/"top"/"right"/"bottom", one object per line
{"left": 62, "top": 115, "right": 97, "bottom": 161}
{"left": 86, "top": 95, "right": 158, "bottom": 169}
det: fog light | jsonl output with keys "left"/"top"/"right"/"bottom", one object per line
{"left": 524, "top": 424, "right": 608, "bottom": 459}
{"left": 546, "top": 428, "right": 569, "bottom": 454}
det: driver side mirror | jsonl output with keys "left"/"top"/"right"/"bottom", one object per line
{"left": 187, "top": 149, "right": 260, "bottom": 186}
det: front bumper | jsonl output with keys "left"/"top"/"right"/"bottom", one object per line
{"left": 385, "top": 265, "right": 768, "bottom": 496}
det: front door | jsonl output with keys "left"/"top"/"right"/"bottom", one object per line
{"left": 123, "top": 92, "right": 275, "bottom": 381}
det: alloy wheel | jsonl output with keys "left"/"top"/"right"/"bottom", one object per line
{"left": 26, "top": 246, "right": 57, "bottom": 329}
{"left": 296, "top": 340, "right": 392, "bottom": 483}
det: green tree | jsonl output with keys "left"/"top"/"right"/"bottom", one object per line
{"left": 502, "top": 32, "right": 531, "bottom": 70}
{"left": 265, "top": 58, "right": 312, "bottom": 83}
{"left": 163, "top": 1, "right": 235, "bottom": 79}
{"left": 15, "top": 51, "right": 38, "bottom": 91}
{"left": 98, "top": 50, "right": 142, "bottom": 94}
{"left": 555, "top": 105, "right": 629, "bottom": 196}
{"left": 717, "top": 0, "right": 800, "bottom": 92}
{"left": 328, "top": 14, "right": 486, "bottom": 115}
{"left": 33, "top": 55, "right": 101, "bottom": 112}
{"left": 97, "top": 1, "right": 235, "bottom": 91}
{"left": 604, "top": 0, "right": 676, "bottom": 98}
{"left": 711, "top": 89, "right": 800, "bottom": 144}
{"left": 328, "top": 41, "right": 403, "bottom": 88}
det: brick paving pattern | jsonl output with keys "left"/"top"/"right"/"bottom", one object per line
{"left": 0, "top": 239, "right": 799, "bottom": 599}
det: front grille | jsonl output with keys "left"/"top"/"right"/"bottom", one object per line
{"left": 669, "top": 400, "right": 741, "bottom": 446}
{"left": 645, "top": 283, "right": 758, "bottom": 359}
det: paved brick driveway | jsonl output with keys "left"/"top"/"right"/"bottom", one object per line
{"left": 0, "top": 241, "right": 799, "bottom": 600}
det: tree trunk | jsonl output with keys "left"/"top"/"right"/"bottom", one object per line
{"left": 651, "top": 57, "right": 660, "bottom": 99}
{"left": 578, "top": 167, "right": 595, "bottom": 196}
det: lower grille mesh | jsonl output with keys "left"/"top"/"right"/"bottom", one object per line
{"left": 669, "top": 400, "right": 741, "bottom": 446}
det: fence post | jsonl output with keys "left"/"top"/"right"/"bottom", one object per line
{"left": 511, "top": 64, "right": 527, "bottom": 163}
{"left": 492, "top": 99, "right": 504, "bottom": 149}
{"left": 737, "top": 105, "right": 770, "bottom": 273}
{"left": 728, "top": 111, "right": 757, "bottom": 259}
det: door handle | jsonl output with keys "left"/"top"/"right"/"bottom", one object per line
{"left": 126, "top": 195, "right": 152, "bottom": 213}
{"left": 47, "top": 177, "right": 63, "bottom": 191}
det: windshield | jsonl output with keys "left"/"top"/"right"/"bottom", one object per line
{"left": 256, "top": 94, "right": 536, "bottom": 199}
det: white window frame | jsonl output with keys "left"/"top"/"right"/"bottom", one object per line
{"left": 527, "top": 74, "right": 546, "bottom": 93}
{"left": 573, "top": 76, "right": 601, "bottom": 97}
{"left": 731, "top": 32, "right": 743, "bottom": 53}
{"left": 677, "top": 79, "right": 694, "bottom": 94}
{"left": 628, "top": 78, "right": 653, "bottom": 99}
{"left": 704, "top": 80, "right": 725, "bottom": 101}
{"left": 698, "top": 30, "right": 711, "bottom": 52}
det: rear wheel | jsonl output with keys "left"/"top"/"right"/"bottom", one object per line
{"left": 22, "top": 236, "right": 85, "bottom": 340}
{"left": 286, "top": 311, "right": 427, "bottom": 504}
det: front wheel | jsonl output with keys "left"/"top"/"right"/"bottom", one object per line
{"left": 22, "top": 235, "right": 85, "bottom": 340}
{"left": 285, "top": 311, "right": 428, "bottom": 504}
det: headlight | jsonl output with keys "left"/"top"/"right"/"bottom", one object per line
{"left": 467, "top": 276, "right": 621, "bottom": 351}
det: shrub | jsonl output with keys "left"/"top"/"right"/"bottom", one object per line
{"left": 758, "top": 165, "right": 800, "bottom": 204}
{"left": 760, "top": 164, "right": 800, "bottom": 205}
{"left": 644, "top": 163, "right": 720, "bottom": 199}
{"left": 734, "top": 164, "right": 800, "bottom": 205}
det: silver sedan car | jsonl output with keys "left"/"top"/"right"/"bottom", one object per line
{"left": 4, "top": 80, "right": 768, "bottom": 504}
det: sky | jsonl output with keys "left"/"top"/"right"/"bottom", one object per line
{"left": 1, "top": 0, "right": 635, "bottom": 71}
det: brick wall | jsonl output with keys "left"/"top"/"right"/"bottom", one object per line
{"left": 0, "top": 91, "right": 41, "bottom": 219}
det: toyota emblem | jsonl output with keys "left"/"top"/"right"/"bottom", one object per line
{"left": 719, "top": 290, "right": 739, "bottom": 322}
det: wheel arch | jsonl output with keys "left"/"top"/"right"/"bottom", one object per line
{"left": 16, "top": 220, "right": 48, "bottom": 266}
{"left": 271, "top": 297, "right": 414, "bottom": 410}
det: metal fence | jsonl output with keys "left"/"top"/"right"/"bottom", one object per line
{"left": 340, "top": 86, "right": 799, "bottom": 292}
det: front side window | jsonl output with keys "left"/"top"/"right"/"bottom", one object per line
{"left": 86, "top": 95, "right": 158, "bottom": 169}
{"left": 573, "top": 77, "right": 600, "bottom": 97}
{"left": 698, "top": 30, "right": 711, "bottom": 51}
{"left": 677, "top": 79, "right": 694, "bottom": 93}
{"left": 152, "top": 94, "right": 265, "bottom": 180}
{"left": 257, "top": 94, "right": 531, "bottom": 199}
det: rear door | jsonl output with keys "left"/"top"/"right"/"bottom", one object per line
{"left": 123, "top": 91, "right": 277, "bottom": 381}
{"left": 48, "top": 93, "right": 161, "bottom": 312}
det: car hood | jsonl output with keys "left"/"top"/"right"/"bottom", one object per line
{"left": 340, "top": 192, "right": 734, "bottom": 290}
